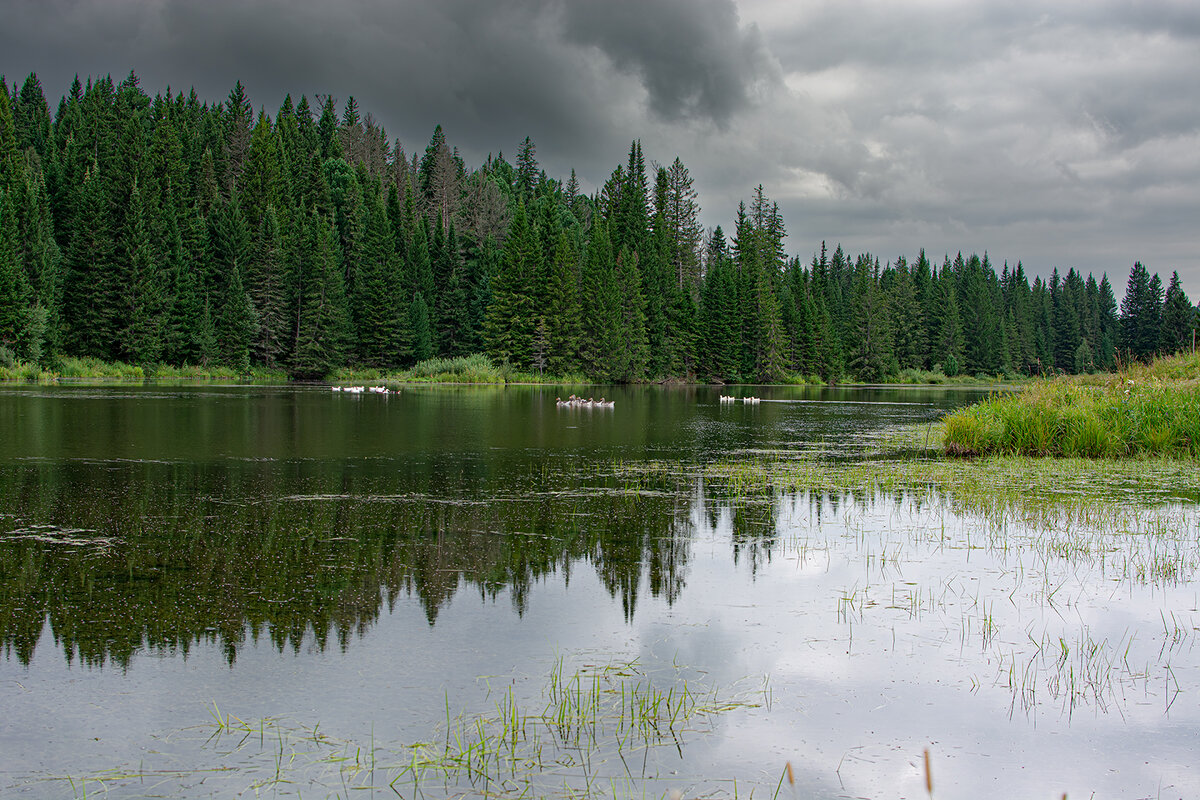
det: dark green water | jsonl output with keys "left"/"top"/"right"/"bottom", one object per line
{"left": 1, "top": 383, "right": 1196, "bottom": 799}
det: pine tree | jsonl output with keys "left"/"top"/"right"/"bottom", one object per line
{"left": 484, "top": 202, "right": 538, "bottom": 367}
{"left": 545, "top": 231, "right": 582, "bottom": 374}
{"left": 1159, "top": 271, "right": 1194, "bottom": 355}
{"left": 291, "top": 210, "right": 351, "bottom": 378}
{"left": 14, "top": 74, "right": 52, "bottom": 159}
{"left": 889, "top": 259, "right": 925, "bottom": 370}
{"left": 1119, "top": 262, "right": 1161, "bottom": 361}
{"left": 515, "top": 136, "right": 538, "bottom": 200}
{"left": 435, "top": 221, "right": 470, "bottom": 357}
{"left": 240, "top": 110, "right": 285, "bottom": 232}
{"left": 461, "top": 235, "right": 499, "bottom": 355}
{"left": 218, "top": 260, "right": 255, "bottom": 371}
{"left": 407, "top": 217, "right": 434, "bottom": 303}
{"left": 610, "top": 245, "right": 649, "bottom": 382}
{"left": 846, "top": 256, "right": 894, "bottom": 381}
{"left": 933, "top": 278, "right": 964, "bottom": 374}
{"left": 699, "top": 231, "right": 740, "bottom": 382}
{"left": 419, "top": 125, "right": 460, "bottom": 229}
{"left": 61, "top": 161, "right": 115, "bottom": 358}
{"left": 1096, "top": 273, "right": 1119, "bottom": 369}
{"left": 352, "top": 191, "right": 402, "bottom": 367}
{"left": 408, "top": 291, "right": 433, "bottom": 363}
{"left": 14, "top": 150, "right": 60, "bottom": 359}
{"left": 0, "top": 82, "right": 18, "bottom": 194}
{"left": 222, "top": 81, "right": 253, "bottom": 200}
{"left": 245, "top": 206, "right": 288, "bottom": 367}
{"left": 612, "top": 141, "right": 650, "bottom": 262}
{"left": 578, "top": 219, "right": 620, "bottom": 381}
{"left": 0, "top": 185, "right": 28, "bottom": 352}
{"left": 316, "top": 96, "right": 342, "bottom": 161}
{"left": 122, "top": 180, "right": 166, "bottom": 364}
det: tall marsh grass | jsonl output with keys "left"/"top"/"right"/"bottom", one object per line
{"left": 943, "top": 352, "right": 1200, "bottom": 458}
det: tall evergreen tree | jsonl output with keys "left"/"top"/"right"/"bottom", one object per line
{"left": 1119, "top": 261, "right": 1161, "bottom": 361}
{"left": 578, "top": 219, "right": 621, "bottom": 381}
{"left": 544, "top": 230, "right": 582, "bottom": 375}
{"left": 246, "top": 205, "right": 289, "bottom": 367}
{"left": 515, "top": 136, "right": 539, "bottom": 201}
{"left": 1159, "top": 271, "right": 1194, "bottom": 355}
{"left": 292, "top": 210, "right": 351, "bottom": 377}
{"left": 217, "top": 259, "right": 255, "bottom": 371}
{"left": 121, "top": 180, "right": 166, "bottom": 364}
{"left": 484, "top": 202, "right": 538, "bottom": 368}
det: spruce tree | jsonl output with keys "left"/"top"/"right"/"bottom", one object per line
{"left": 218, "top": 261, "right": 255, "bottom": 371}
{"left": 578, "top": 219, "right": 620, "bottom": 381}
{"left": 122, "top": 180, "right": 166, "bottom": 365}
{"left": 846, "top": 256, "right": 894, "bottom": 381}
{"left": 889, "top": 259, "right": 925, "bottom": 370}
{"left": 933, "top": 279, "right": 964, "bottom": 374}
{"left": 246, "top": 206, "right": 288, "bottom": 367}
{"left": 1120, "top": 262, "right": 1161, "bottom": 361}
{"left": 515, "top": 136, "right": 538, "bottom": 200}
{"left": 291, "top": 210, "right": 351, "bottom": 378}
{"left": 0, "top": 186, "right": 27, "bottom": 353}
{"left": 14, "top": 74, "right": 52, "bottom": 159}
{"left": 1096, "top": 274, "right": 1119, "bottom": 369}
{"left": 1159, "top": 271, "right": 1194, "bottom": 355}
{"left": 351, "top": 192, "right": 401, "bottom": 367}
{"left": 610, "top": 245, "right": 649, "bottom": 382}
{"left": 484, "top": 202, "right": 538, "bottom": 368}
{"left": 61, "top": 161, "right": 115, "bottom": 358}
{"left": 545, "top": 231, "right": 582, "bottom": 375}
{"left": 408, "top": 291, "right": 433, "bottom": 363}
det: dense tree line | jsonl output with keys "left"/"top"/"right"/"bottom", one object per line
{"left": 0, "top": 72, "right": 1196, "bottom": 381}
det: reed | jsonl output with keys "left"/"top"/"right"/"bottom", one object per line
{"left": 43, "top": 659, "right": 766, "bottom": 799}
{"left": 943, "top": 353, "right": 1200, "bottom": 458}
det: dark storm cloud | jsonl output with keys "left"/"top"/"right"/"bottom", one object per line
{"left": 2, "top": 0, "right": 1198, "bottom": 291}
{"left": 0, "top": 0, "right": 775, "bottom": 199}
{"left": 559, "top": 0, "right": 780, "bottom": 125}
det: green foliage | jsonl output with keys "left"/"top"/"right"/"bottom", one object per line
{"left": 944, "top": 352, "right": 1200, "bottom": 458}
{"left": 2, "top": 71, "right": 1193, "bottom": 385}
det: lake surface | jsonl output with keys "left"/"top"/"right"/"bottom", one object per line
{"left": 1, "top": 383, "right": 1197, "bottom": 799}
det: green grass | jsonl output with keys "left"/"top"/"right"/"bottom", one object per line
{"left": 943, "top": 352, "right": 1200, "bottom": 458}
{"left": 331, "top": 354, "right": 591, "bottom": 386}
{"left": 1, "top": 356, "right": 286, "bottom": 383}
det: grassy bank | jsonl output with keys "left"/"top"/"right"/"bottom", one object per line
{"left": 0, "top": 356, "right": 288, "bottom": 383}
{"left": 329, "top": 354, "right": 589, "bottom": 385}
{"left": 942, "top": 352, "right": 1200, "bottom": 458}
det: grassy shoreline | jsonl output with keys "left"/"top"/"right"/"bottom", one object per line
{"left": 0, "top": 356, "right": 289, "bottom": 383}
{"left": 3, "top": 351, "right": 1025, "bottom": 388}
{"left": 942, "top": 352, "right": 1200, "bottom": 459}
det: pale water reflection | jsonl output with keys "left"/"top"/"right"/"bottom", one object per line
{"left": 0, "top": 384, "right": 1196, "bottom": 799}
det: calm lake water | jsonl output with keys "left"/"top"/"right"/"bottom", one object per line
{"left": 1, "top": 383, "right": 1197, "bottom": 799}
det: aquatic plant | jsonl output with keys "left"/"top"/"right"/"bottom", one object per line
{"left": 47, "top": 659, "right": 767, "bottom": 799}
{"left": 943, "top": 352, "right": 1200, "bottom": 458}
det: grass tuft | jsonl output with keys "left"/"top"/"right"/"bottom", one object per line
{"left": 943, "top": 352, "right": 1200, "bottom": 459}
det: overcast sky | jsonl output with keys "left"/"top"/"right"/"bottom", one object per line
{"left": 3, "top": 0, "right": 1198, "bottom": 295}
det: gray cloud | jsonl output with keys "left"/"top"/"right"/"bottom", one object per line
{"left": 1, "top": 0, "right": 1198, "bottom": 293}
{"left": 560, "top": 0, "right": 780, "bottom": 125}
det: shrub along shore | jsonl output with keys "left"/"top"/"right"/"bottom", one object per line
{"left": 3, "top": 351, "right": 1012, "bottom": 387}
{"left": 942, "top": 352, "right": 1200, "bottom": 458}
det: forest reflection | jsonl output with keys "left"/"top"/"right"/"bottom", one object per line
{"left": 0, "top": 457, "right": 722, "bottom": 668}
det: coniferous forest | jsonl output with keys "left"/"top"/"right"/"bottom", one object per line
{"left": 0, "top": 72, "right": 1196, "bottom": 382}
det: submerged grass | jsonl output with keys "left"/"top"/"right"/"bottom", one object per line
{"left": 943, "top": 352, "right": 1200, "bottom": 458}
{"left": 49, "top": 659, "right": 766, "bottom": 799}
{"left": 698, "top": 447, "right": 1200, "bottom": 512}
